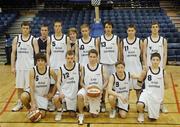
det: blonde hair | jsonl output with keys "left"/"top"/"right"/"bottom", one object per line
{"left": 67, "top": 27, "right": 78, "bottom": 36}
{"left": 80, "top": 23, "right": 90, "bottom": 30}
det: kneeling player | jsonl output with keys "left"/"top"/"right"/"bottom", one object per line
{"left": 137, "top": 53, "right": 168, "bottom": 123}
{"left": 21, "top": 53, "right": 57, "bottom": 122}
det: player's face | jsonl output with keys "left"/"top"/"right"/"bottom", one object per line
{"left": 104, "top": 24, "right": 113, "bottom": 34}
{"left": 40, "top": 27, "right": 48, "bottom": 38}
{"left": 151, "top": 57, "right": 160, "bottom": 67}
{"left": 69, "top": 31, "right": 77, "bottom": 41}
{"left": 66, "top": 55, "right": 74, "bottom": 64}
{"left": 36, "top": 59, "right": 46, "bottom": 67}
{"left": 81, "top": 27, "right": 90, "bottom": 37}
{"left": 116, "top": 64, "right": 125, "bottom": 74}
{"left": 127, "top": 27, "right": 136, "bottom": 37}
{"left": 88, "top": 53, "right": 98, "bottom": 64}
{"left": 151, "top": 24, "right": 159, "bottom": 34}
{"left": 54, "top": 22, "right": 62, "bottom": 34}
{"left": 21, "top": 25, "right": 30, "bottom": 36}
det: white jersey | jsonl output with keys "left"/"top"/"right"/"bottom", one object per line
{"left": 146, "top": 36, "right": 164, "bottom": 67}
{"left": 143, "top": 67, "right": 164, "bottom": 101}
{"left": 60, "top": 63, "right": 80, "bottom": 99}
{"left": 78, "top": 37, "right": 96, "bottom": 65}
{"left": 50, "top": 34, "right": 67, "bottom": 69}
{"left": 16, "top": 34, "right": 34, "bottom": 70}
{"left": 84, "top": 63, "right": 103, "bottom": 90}
{"left": 123, "top": 37, "right": 142, "bottom": 73}
{"left": 33, "top": 66, "right": 51, "bottom": 97}
{"left": 100, "top": 35, "right": 118, "bottom": 65}
{"left": 112, "top": 72, "right": 130, "bottom": 99}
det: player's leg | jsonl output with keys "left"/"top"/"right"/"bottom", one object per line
{"left": 108, "top": 95, "right": 116, "bottom": 118}
{"left": 21, "top": 91, "right": 31, "bottom": 109}
{"left": 119, "top": 109, "right": 127, "bottom": 119}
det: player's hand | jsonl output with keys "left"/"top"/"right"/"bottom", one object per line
{"left": 11, "top": 67, "right": 16, "bottom": 75}
{"left": 30, "top": 104, "right": 37, "bottom": 111}
{"left": 60, "top": 93, "right": 65, "bottom": 99}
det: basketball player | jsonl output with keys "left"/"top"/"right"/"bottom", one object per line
{"left": 143, "top": 21, "right": 168, "bottom": 113}
{"left": 77, "top": 49, "right": 108, "bottom": 125}
{"left": 21, "top": 53, "right": 57, "bottom": 119}
{"left": 11, "top": 21, "right": 39, "bottom": 111}
{"left": 78, "top": 24, "right": 97, "bottom": 66}
{"left": 108, "top": 61, "right": 141, "bottom": 119}
{"left": 46, "top": 20, "right": 70, "bottom": 111}
{"left": 53, "top": 50, "right": 82, "bottom": 121}
{"left": 97, "top": 21, "right": 120, "bottom": 76}
{"left": 67, "top": 27, "right": 78, "bottom": 62}
{"left": 137, "top": 53, "right": 168, "bottom": 123}
{"left": 37, "top": 24, "right": 49, "bottom": 54}
{"left": 121, "top": 24, "right": 143, "bottom": 99}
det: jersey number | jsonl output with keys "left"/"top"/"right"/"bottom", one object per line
{"left": 36, "top": 75, "right": 39, "bottom": 81}
{"left": 101, "top": 42, "right": 106, "bottom": 47}
{"left": 116, "top": 82, "right": 119, "bottom": 87}
{"left": 124, "top": 46, "right": 129, "bottom": 51}
{"left": 63, "top": 72, "right": 69, "bottom": 79}
{"left": 18, "top": 42, "right": 21, "bottom": 47}
{"left": 52, "top": 41, "right": 56, "bottom": 47}
{"left": 80, "top": 45, "right": 84, "bottom": 50}
{"left": 147, "top": 75, "right": 152, "bottom": 81}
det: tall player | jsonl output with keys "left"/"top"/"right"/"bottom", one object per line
{"left": 78, "top": 24, "right": 97, "bottom": 66}
{"left": 11, "top": 21, "right": 39, "bottom": 111}
{"left": 53, "top": 50, "right": 82, "bottom": 121}
{"left": 137, "top": 53, "right": 168, "bottom": 123}
{"left": 77, "top": 49, "right": 108, "bottom": 125}
{"left": 37, "top": 24, "right": 49, "bottom": 54}
{"left": 21, "top": 53, "right": 57, "bottom": 120}
{"left": 143, "top": 21, "right": 168, "bottom": 113}
{"left": 121, "top": 24, "right": 143, "bottom": 99}
{"left": 46, "top": 20, "right": 70, "bottom": 111}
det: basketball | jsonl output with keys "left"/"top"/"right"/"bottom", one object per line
{"left": 87, "top": 85, "right": 101, "bottom": 97}
{"left": 27, "top": 109, "right": 42, "bottom": 122}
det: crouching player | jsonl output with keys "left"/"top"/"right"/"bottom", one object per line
{"left": 21, "top": 53, "right": 57, "bottom": 122}
{"left": 137, "top": 52, "right": 169, "bottom": 123}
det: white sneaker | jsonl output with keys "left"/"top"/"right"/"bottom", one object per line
{"left": 109, "top": 109, "right": 116, "bottom": 118}
{"left": 137, "top": 113, "right": 144, "bottom": 123}
{"left": 101, "top": 102, "right": 106, "bottom": 112}
{"left": 160, "top": 105, "right": 168, "bottom": 113}
{"left": 12, "top": 100, "right": 23, "bottom": 112}
{"left": 48, "top": 101, "right": 55, "bottom": 112}
{"left": 55, "top": 112, "right": 62, "bottom": 121}
{"left": 78, "top": 114, "right": 84, "bottom": 125}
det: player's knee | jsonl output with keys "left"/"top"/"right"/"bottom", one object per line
{"left": 21, "top": 92, "right": 30, "bottom": 103}
{"left": 109, "top": 95, "right": 115, "bottom": 102}
{"left": 52, "top": 96, "right": 59, "bottom": 105}
{"left": 137, "top": 102, "right": 144, "bottom": 111}
{"left": 78, "top": 94, "right": 84, "bottom": 101}
{"left": 119, "top": 111, "right": 127, "bottom": 119}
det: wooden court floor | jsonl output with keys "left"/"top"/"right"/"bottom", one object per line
{"left": 0, "top": 65, "right": 180, "bottom": 127}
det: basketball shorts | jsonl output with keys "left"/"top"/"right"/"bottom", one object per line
{"left": 16, "top": 70, "right": 30, "bottom": 89}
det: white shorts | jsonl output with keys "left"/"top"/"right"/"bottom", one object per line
{"left": 78, "top": 88, "right": 101, "bottom": 114}
{"left": 138, "top": 91, "right": 161, "bottom": 119}
{"left": 16, "top": 70, "right": 30, "bottom": 89}
{"left": 130, "top": 78, "right": 141, "bottom": 90}
{"left": 103, "top": 64, "right": 115, "bottom": 76}
{"left": 50, "top": 69, "right": 58, "bottom": 84}
{"left": 117, "top": 97, "right": 129, "bottom": 112}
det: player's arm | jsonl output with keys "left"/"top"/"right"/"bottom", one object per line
{"left": 11, "top": 36, "right": 17, "bottom": 74}
{"left": 46, "top": 37, "right": 51, "bottom": 65}
{"left": 164, "top": 70, "right": 169, "bottom": 89}
{"left": 95, "top": 37, "right": 100, "bottom": 62}
{"left": 33, "top": 38, "right": 39, "bottom": 54}
{"left": 29, "top": 69, "right": 37, "bottom": 110}
{"left": 80, "top": 66, "right": 86, "bottom": 89}
{"left": 75, "top": 40, "right": 79, "bottom": 63}
{"left": 55, "top": 68, "right": 62, "bottom": 92}
{"left": 143, "top": 38, "right": 147, "bottom": 67}
{"left": 102, "top": 65, "right": 109, "bottom": 89}
{"left": 119, "top": 39, "right": 123, "bottom": 62}
{"left": 140, "top": 39, "right": 144, "bottom": 64}
{"left": 117, "top": 37, "right": 121, "bottom": 61}
{"left": 163, "top": 38, "right": 168, "bottom": 69}
{"left": 66, "top": 36, "right": 71, "bottom": 51}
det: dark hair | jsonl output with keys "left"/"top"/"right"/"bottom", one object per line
{"left": 21, "top": 21, "right": 30, "bottom": 27}
{"left": 103, "top": 21, "right": 113, "bottom": 28}
{"left": 54, "top": 19, "right": 62, "bottom": 25}
{"left": 150, "top": 52, "right": 161, "bottom": 60}
{"left": 127, "top": 24, "right": 136, "bottom": 30}
{"left": 66, "top": 50, "right": 75, "bottom": 57}
{"left": 88, "top": 49, "right": 98, "bottom": 56}
{"left": 151, "top": 21, "right": 159, "bottom": 27}
{"left": 35, "top": 53, "right": 46, "bottom": 62}
{"left": 115, "top": 61, "right": 125, "bottom": 67}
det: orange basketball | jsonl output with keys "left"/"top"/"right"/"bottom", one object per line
{"left": 87, "top": 85, "right": 101, "bottom": 97}
{"left": 27, "top": 109, "right": 42, "bottom": 122}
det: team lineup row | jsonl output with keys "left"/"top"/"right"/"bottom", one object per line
{"left": 10, "top": 20, "right": 168, "bottom": 124}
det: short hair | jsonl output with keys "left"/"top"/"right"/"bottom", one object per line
{"left": 88, "top": 49, "right": 98, "bottom": 56}
{"left": 151, "top": 21, "right": 159, "bottom": 27}
{"left": 35, "top": 53, "right": 46, "bottom": 62}
{"left": 150, "top": 52, "right": 161, "bottom": 60}
{"left": 103, "top": 21, "right": 113, "bottom": 28}
{"left": 66, "top": 50, "right": 75, "bottom": 57}
{"left": 40, "top": 24, "right": 49, "bottom": 29}
{"left": 127, "top": 24, "right": 136, "bottom": 30}
{"left": 115, "top": 61, "right": 125, "bottom": 67}
{"left": 54, "top": 19, "right": 62, "bottom": 25}
{"left": 67, "top": 27, "right": 78, "bottom": 36}
{"left": 80, "top": 24, "right": 90, "bottom": 30}
{"left": 21, "top": 21, "right": 30, "bottom": 27}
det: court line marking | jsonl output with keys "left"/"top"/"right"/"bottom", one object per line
{"left": 170, "top": 72, "right": 180, "bottom": 113}
{"left": 0, "top": 88, "right": 16, "bottom": 116}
